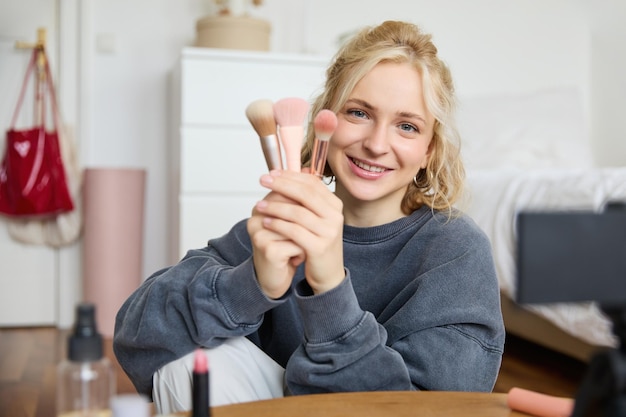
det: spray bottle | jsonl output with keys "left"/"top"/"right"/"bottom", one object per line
{"left": 57, "top": 303, "right": 116, "bottom": 417}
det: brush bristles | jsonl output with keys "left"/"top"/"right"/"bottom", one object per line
{"left": 273, "top": 97, "right": 310, "bottom": 127}
{"left": 314, "top": 109, "right": 338, "bottom": 142}
{"left": 246, "top": 99, "right": 277, "bottom": 137}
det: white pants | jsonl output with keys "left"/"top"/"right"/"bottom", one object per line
{"left": 152, "top": 337, "right": 286, "bottom": 414}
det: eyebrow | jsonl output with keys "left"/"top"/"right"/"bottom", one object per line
{"left": 346, "top": 98, "right": 427, "bottom": 124}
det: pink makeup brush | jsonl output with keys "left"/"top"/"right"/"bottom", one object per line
{"left": 310, "top": 109, "right": 338, "bottom": 178}
{"left": 245, "top": 99, "right": 283, "bottom": 171}
{"left": 273, "top": 97, "right": 310, "bottom": 172}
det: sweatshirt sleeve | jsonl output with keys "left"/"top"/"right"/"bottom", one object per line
{"left": 285, "top": 273, "right": 413, "bottom": 394}
{"left": 113, "top": 220, "right": 286, "bottom": 397}
{"left": 285, "top": 216, "right": 505, "bottom": 394}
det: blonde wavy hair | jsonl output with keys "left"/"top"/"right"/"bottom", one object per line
{"left": 301, "top": 20, "right": 464, "bottom": 214}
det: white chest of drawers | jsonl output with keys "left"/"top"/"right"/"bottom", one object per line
{"left": 170, "top": 48, "right": 329, "bottom": 262}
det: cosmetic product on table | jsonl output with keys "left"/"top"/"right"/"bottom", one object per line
{"left": 193, "top": 349, "right": 211, "bottom": 417}
{"left": 310, "top": 109, "right": 338, "bottom": 178}
{"left": 57, "top": 303, "right": 116, "bottom": 417}
{"left": 507, "top": 387, "right": 574, "bottom": 417}
{"left": 245, "top": 99, "right": 283, "bottom": 171}
{"left": 110, "top": 394, "right": 150, "bottom": 417}
{"left": 273, "top": 97, "right": 310, "bottom": 172}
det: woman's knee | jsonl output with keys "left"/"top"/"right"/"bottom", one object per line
{"left": 152, "top": 337, "right": 285, "bottom": 414}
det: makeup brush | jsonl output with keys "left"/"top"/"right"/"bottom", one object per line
{"left": 245, "top": 99, "right": 283, "bottom": 171}
{"left": 310, "top": 109, "right": 338, "bottom": 178}
{"left": 273, "top": 97, "right": 310, "bottom": 172}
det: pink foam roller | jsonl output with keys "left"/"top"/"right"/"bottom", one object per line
{"left": 82, "top": 168, "right": 146, "bottom": 338}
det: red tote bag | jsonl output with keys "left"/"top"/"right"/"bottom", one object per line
{"left": 0, "top": 46, "right": 74, "bottom": 218}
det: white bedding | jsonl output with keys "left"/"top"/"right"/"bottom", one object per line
{"left": 463, "top": 167, "right": 626, "bottom": 348}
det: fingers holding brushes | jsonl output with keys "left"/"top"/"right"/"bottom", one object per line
{"left": 246, "top": 98, "right": 341, "bottom": 296}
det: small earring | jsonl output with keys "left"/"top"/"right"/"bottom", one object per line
{"left": 413, "top": 169, "right": 433, "bottom": 190}
{"left": 323, "top": 175, "right": 335, "bottom": 186}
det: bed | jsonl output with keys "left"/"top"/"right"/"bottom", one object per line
{"left": 456, "top": 87, "right": 624, "bottom": 361}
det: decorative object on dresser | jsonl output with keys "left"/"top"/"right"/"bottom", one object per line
{"left": 195, "top": 0, "right": 270, "bottom": 51}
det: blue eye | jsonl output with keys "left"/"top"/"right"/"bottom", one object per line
{"left": 400, "top": 123, "right": 419, "bottom": 133}
{"left": 348, "top": 109, "right": 368, "bottom": 119}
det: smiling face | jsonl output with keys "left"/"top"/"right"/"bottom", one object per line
{"left": 327, "top": 61, "right": 435, "bottom": 226}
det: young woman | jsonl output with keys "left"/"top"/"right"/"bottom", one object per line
{"left": 114, "top": 20, "right": 505, "bottom": 413}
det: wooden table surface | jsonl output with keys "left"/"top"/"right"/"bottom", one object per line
{"left": 193, "top": 391, "right": 526, "bottom": 417}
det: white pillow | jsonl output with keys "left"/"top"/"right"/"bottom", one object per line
{"left": 456, "top": 88, "right": 592, "bottom": 170}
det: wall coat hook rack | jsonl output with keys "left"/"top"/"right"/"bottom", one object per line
{"left": 14, "top": 27, "right": 47, "bottom": 50}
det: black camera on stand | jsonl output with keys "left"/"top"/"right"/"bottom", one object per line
{"left": 516, "top": 202, "right": 626, "bottom": 417}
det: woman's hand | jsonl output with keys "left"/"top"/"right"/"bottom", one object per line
{"left": 248, "top": 190, "right": 304, "bottom": 299}
{"left": 251, "top": 170, "right": 345, "bottom": 295}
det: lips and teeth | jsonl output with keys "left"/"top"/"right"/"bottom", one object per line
{"left": 351, "top": 157, "right": 387, "bottom": 173}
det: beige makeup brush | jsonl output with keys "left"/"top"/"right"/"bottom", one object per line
{"left": 245, "top": 99, "right": 283, "bottom": 171}
{"left": 273, "top": 97, "right": 310, "bottom": 172}
{"left": 310, "top": 109, "right": 338, "bottom": 178}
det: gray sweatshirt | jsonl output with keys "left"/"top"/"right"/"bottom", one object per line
{"left": 113, "top": 206, "right": 505, "bottom": 398}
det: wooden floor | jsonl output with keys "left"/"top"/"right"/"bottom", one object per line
{"left": 0, "top": 327, "right": 589, "bottom": 417}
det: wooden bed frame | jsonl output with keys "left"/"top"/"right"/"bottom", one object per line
{"left": 500, "top": 294, "right": 600, "bottom": 363}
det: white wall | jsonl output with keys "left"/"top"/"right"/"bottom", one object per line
{"left": 298, "top": 0, "right": 589, "bottom": 95}
{"left": 88, "top": 0, "right": 205, "bottom": 291}
{"left": 586, "top": 0, "right": 626, "bottom": 167}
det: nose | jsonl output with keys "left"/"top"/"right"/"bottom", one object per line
{"left": 363, "top": 123, "right": 390, "bottom": 155}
